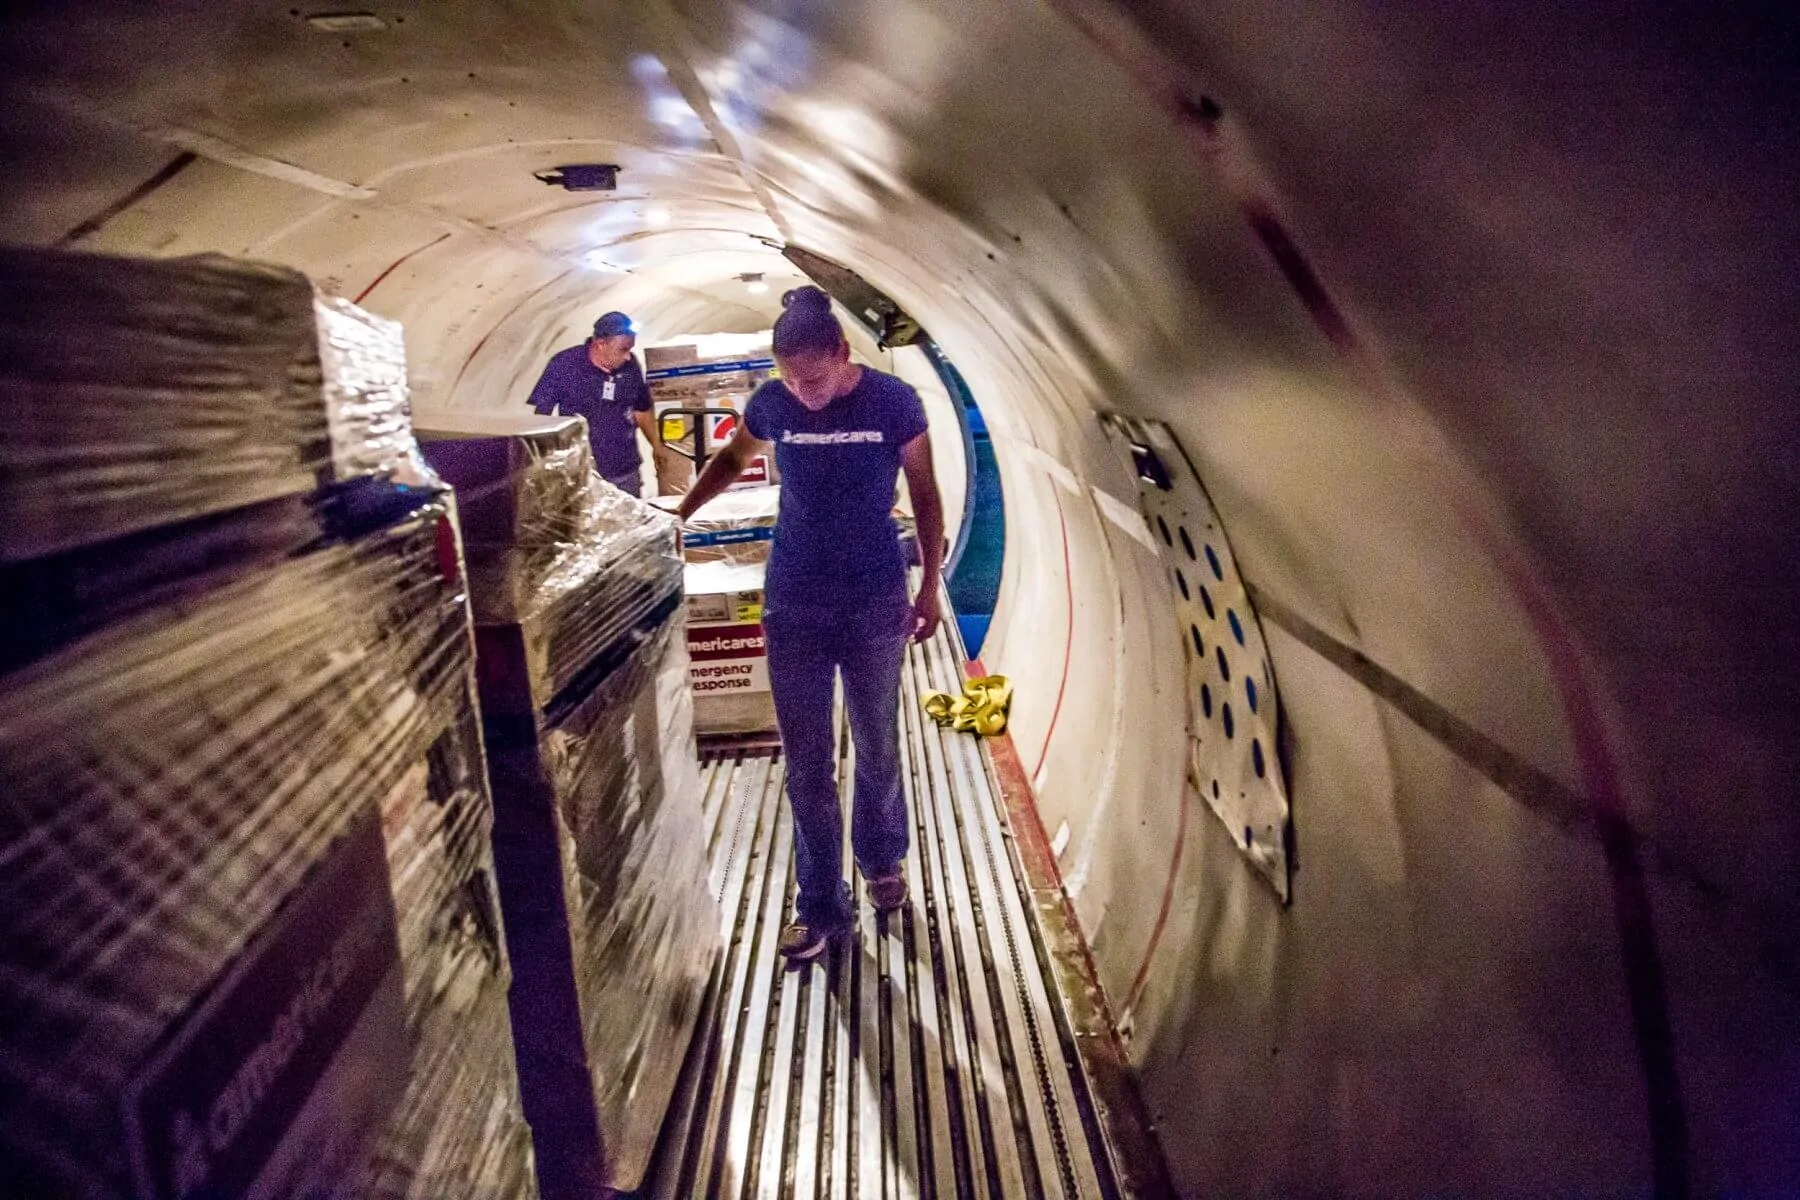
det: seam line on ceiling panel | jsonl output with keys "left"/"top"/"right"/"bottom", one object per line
{"left": 56, "top": 151, "right": 198, "bottom": 246}
{"left": 30, "top": 86, "right": 786, "bottom": 321}
{"left": 354, "top": 232, "right": 452, "bottom": 303}
{"left": 24, "top": 87, "right": 622, "bottom": 271}
{"left": 633, "top": 0, "right": 795, "bottom": 242}
{"left": 449, "top": 267, "right": 578, "bottom": 398}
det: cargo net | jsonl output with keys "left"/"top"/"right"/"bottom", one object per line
{"left": 542, "top": 618, "right": 715, "bottom": 1185}
{"left": 0, "top": 246, "right": 429, "bottom": 564}
{"left": 0, "top": 503, "right": 530, "bottom": 1197}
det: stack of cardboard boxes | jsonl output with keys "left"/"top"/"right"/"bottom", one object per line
{"left": 0, "top": 248, "right": 536, "bottom": 1198}
{"left": 416, "top": 412, "right": 719, "bottom": 1197}
{"left": 643, "top": 484, "right": 781, "bottom": 738}
{"left": 646, "top": 343, "right": 785, "bottom": 738}
{"left": 683, "top": 558, "right": 775, "bottom": 736}
{"left": 645, "top": 343, "right": 777, "bottom": 492}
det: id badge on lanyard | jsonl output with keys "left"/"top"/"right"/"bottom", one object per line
{"left": 602, "top": 378, "right": 617, "bottom": 402}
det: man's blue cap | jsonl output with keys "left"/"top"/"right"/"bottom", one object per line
{"left": 592, "top": 311, "right": 636, "bottom": 339}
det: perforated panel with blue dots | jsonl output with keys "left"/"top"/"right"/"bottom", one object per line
{"left": 1101, "top": 414, "right": 1293, "bottom": 901}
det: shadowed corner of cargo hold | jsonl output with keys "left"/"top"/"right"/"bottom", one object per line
{"left": 5, "top": 2, "right": 1800, "bottom": 1198}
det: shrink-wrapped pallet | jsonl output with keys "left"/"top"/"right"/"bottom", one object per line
{"left": 0, "top": 248, "right": 536, "bottom": 1198}
{"left": 0, "top": 245, "right": 428, "bottom": 564}
{"left": 419, "top": 414, "right": 718, "bottom": 1197}
{"left": 0, "top": 502, "right": 532, "bottom": 1199}
{"left": 355, "top": 696, "right": 537, "bottom": 1199}
{"left": 416, "top": 411, "right": 684, "bottom": 712}
{"left": 511, "top": 618, "right": 715, "bottom": 1195}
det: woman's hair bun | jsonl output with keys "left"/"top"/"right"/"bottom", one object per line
{"left": 782, "top": 285, "right": 832, "bottom": 312}
{"left": 773, "top": 284, "right": 845, "bottom": 357}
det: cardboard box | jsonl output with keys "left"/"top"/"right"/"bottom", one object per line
{"left": 647, "top": 356, "right": 772, "bottom": 416}
{"left": 416, "top": 412, "right": 684, "bottom": 710}
{"left": 649, "top": 356, "right": 783, "bottom": 497}
{"left": 684, "top": 560, "right": 765, "bottom": 624}
{"left": 0, "top": 247, "right": 424, "bottom": 563}
{"left": 414, "top": 411, "right": 591, "bottom": 550}
{"left": 656, "top": 486, "right": 780, "bottom": 565}
{"left": 643, "top": 343, "right": 699, "bottom": 371}
{"left": 684, "top": 560, "right": 778, "bottom": 734}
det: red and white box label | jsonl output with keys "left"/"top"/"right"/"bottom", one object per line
{"left": 688, "top": 622, "right": 770, "bottom": 694}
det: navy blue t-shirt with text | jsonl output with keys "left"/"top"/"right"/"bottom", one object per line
{"left": 745, "top": 368, "right": 928, "bottom": 614}
{"left": 527, "top": 346, "right": 652, "bottom": 489}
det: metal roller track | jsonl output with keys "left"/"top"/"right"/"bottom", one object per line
{"left": 646, "top": 627, "right": 1119, "bottom": 1199}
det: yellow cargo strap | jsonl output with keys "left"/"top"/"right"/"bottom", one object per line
{"left": 921, "top": 674, "right": 1011, "bottom": 738}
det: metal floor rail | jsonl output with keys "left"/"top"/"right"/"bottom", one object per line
{"left": 644, "top": 627, "right": 1118, "bottom": 1199}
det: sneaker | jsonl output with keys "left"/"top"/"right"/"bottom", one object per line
{"left": 867, "top": 870, "right": 908, "bottom": 914}
{"left": 778, "top": 917, "right": 848, "bottom": 962}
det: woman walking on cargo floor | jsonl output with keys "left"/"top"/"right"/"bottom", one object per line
{"left": 677, "top": 286, "right": 945, "bottom": 961}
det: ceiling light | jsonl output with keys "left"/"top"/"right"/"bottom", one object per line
{"left": 740, "top": 272, "right": 769, "bottom": 294}
{"left": 646, "top": 207, "right": 672, "bottom": 227}
{"left": 305, "top": 12, "right": 388, "bottom": 32}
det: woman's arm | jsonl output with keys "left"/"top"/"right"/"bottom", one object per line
{"left": 676, "top": 424, "right": 768, "bottom": 521}
{"left": 900, "top": 431, "right": 945, "bottom": 642}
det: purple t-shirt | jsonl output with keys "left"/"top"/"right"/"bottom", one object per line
{"left": 745, "top": 368, "right": 928, "bottom": 613}
{"left": 527, "top": 345, "right": 651, "bottom": 488}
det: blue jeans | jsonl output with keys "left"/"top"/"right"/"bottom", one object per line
{"left": 763, "top": 595, "right": 913, "bottom": 929}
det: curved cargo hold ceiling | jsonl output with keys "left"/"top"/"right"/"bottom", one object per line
{"left": 3, "top": 2, "right": 1797, "bottom": 1195}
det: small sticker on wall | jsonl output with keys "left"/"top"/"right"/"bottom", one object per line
{"left": 1050, "top": 819, "right": 1072, "bottom": 860}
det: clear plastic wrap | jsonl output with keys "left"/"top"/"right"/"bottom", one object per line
{"left": 417, "top": 411, "right": 685, "bottom": 712}
{"left": 431, "top": 414, "right": 718, "bottom": 1193}
{"left": 314, "top": 293, "right": 434, "bottom": 486}
{"left": 0, "top": 246, "right": 428, "bottom": 563}
{"left": 0, "top": 502, "right": 533, "bottom": 1198}
{"left": 357, "top": 698, "right": 539, "bottom": 1200}
{"left": 541, "top": 618, "right": 715, "bottom": 1192}
{"left": 654, "top": 485, "right": 779, "bottom": 564}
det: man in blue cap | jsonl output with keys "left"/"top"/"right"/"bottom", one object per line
{"left": 527, "top": 311, "right": 661, "bottom": 496}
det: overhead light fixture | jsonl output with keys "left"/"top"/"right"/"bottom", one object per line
{"left": 646, "top": 207, "right": 672, "bottom": 227}
{"left": 740, "top": 272, "right": 769, "bottom": 294}
{"left": 305, "top": 11, "right": 389, "bottom": 32}
{"left": 534, "top": 164, "right": 620, "bottom": 192}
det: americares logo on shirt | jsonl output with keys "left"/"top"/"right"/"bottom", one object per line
{"left": 744, "top": 368, "right": 927, "bottom": 607}
{"left": 779, "top": 429, "right": 884, "bottom": 445}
